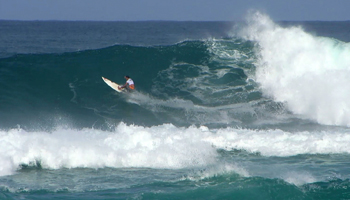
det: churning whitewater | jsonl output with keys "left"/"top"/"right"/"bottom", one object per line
{"left": 2, "top": 123, "right": 350, "bottom": 177}
{"left": 239, "top": 12, "right": 350, "bottom": 126}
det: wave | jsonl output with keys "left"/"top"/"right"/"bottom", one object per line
{"left": 238, "top": 11, "right": 350, "bottom": 126}
{"left": 2, "top": 18, "right": 350, "bottom": 130}
{"left": 1, "top": 39, "right": 287, "bottom": 130}
{"left": 2, "top": 26, "right": 350, "bottom": 131}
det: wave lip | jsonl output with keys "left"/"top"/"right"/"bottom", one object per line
{"left": 239, "top": 11, "right": 350, "bottom": 127}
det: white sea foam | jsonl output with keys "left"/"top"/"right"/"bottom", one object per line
{"left": 239, "top": 11, "right": 350, "bottom": 127}
{"left": 283, "top": 171, "right": 317, "bottom": 186}
{"left": 1, "top": 123, "right": 350, "bottom": 176}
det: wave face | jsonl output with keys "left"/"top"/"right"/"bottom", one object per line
{"left": 2, "top": 14, "right": 350, "bottom": 200}
{"left": 0, "top": 37, "right": 277, "bottom": 130}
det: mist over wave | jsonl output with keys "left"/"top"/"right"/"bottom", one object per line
{"left": 238, "top": 11, "right": 350, "bottom": 126}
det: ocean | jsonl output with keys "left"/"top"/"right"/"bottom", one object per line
{"left": 1, "top": 12, "right": 350, "bottom": 199}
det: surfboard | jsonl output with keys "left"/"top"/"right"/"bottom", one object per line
{"left": 102, "top": 77, "right": 124, "bottom": 92}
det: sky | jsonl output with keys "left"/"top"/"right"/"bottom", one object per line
{"left": 0, "top": 0, "right": 350, "bottom": 21}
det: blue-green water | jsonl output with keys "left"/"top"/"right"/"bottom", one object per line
{"left": 1, "top": 12, "right": 350, "bottom": 199}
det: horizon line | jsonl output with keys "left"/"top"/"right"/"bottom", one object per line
{"left": 1, "top": 19, "right": 350, "bottom": 23}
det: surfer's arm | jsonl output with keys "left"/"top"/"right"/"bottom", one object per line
{"left": 119, "top": 83, "right": 128, "bottom": 89}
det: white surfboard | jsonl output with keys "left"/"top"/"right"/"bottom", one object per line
{"left": 102, "top": 77, "right": 124, "bottom": 92}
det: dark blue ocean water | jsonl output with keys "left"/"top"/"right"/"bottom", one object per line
{"left": 1, "top": 12, "right": 350, "bottom": 199}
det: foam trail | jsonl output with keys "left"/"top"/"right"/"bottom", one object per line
{"left": 2, "top": 123, "right": 350, "bottom": 176}
{"left": 124, "top": 91, "right": 251, "bottom": 125}
{"left": 239, "top": 11, "right": 350, "bottom": 126}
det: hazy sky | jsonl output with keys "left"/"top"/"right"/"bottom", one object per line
{"left": 1, "top": 0, "right": 350, "bottom": 21}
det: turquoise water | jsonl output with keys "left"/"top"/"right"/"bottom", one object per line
{"left": 1, "top": 12, "right": 350, "bottom": 199}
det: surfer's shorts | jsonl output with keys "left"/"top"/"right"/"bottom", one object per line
{"left": 129, "top": 85, "right": 135, "bottom": 90}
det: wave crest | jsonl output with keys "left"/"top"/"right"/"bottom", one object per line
{"left": 240, "top": 11, "right": 350, "bottom": 126}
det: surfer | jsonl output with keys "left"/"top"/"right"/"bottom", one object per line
{"left": 118, "top": 75, "right": 135, "bottom": 90}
